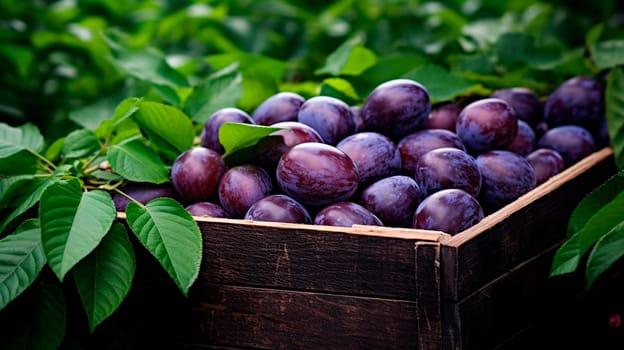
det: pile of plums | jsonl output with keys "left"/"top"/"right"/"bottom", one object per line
{"left": 115, "top": 76, "right": 606, "bottom": 235}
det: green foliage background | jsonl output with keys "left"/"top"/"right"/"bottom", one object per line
{"left": 1, "top": 0, "right": 622, "bottom": 137}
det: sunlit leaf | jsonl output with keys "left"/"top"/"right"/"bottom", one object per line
{"left": 74, "top": 223, "right": 135, "bottom": 333}
{"left": 319, "top": 78, "right": 361, "bottom": 105}
{"left": 126, "top": 198, "right": 202, "bottom": 296}
{"left": 39, "top": 179, "right": 116, "bottom": 281}
{"left": 315, "top": 35, "right": 377, "bottom": 76}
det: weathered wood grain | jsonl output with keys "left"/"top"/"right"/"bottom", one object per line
{"left": 197, "top": 223, "right": 444, "bottom": 299}
{"left": 191, "top": 284, "right": 419, "bottom": 350}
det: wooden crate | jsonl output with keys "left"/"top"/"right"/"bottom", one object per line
{"left": 185, "top": 147, "right": 616, "bottom": 350}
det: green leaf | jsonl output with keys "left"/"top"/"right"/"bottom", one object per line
{"left": 132, "top": 101, "right": 194, "bottom": 155}
{"left": 74, "top": 222, "right": 136, "bottom": 333}
{"left": 0, "top": 219, "right": 46, "bottom": 311}
{"left": 62, "top": 129, "right": 100, "bottom": 159}
{"left": 402, "top": 64, "right": 489, "bottom": 103}
{"left": 126, "top": 198, "right": 202, "bottom": 296}
{"left": 591, "top": 40, "right": 624, "bottom": 70}
{"left": 315, "top": 35, "right": 377, "bottom": 76}
{"left": 568, "top": 171, "right": 624, "bottom": 238}
{"left": 585, "top": 220, "right": 624, "bottom": 288}
{"left": 219, "top": 122, "right": 283, "bottom": 165}
{"left": 69, "top": 94, "right": 120, "bottom": 131}
{"left": 237, "top": 74, "right": 279, "bottom": 113}
{"left": 0, "top": 123, "right": 44, "bottom": 159}
{"left": 352, "top": 54, "right": 429, "bottom": 97}
{"left": 606, "top": 66, "right": 624, "bottom": 170}
{"left": 551, "top": 182, "right": 624, "bottom": 277}
{"left": 0, "top": 174, "right": 64, "bottom": 234}
{"left": 39, "top": 179, "right": 116, "bottom": 281}
{"left": 0, "top": 175, "right": 36, "bottom": 209}
{"left": 184, "top": 63, "right": 243, "bottom": 124}
{"left": 0, "top": 283, "right": 66, "bottom": 350}
{"left": 108, "top": 46, "right": 189, "bottom": 89}
{"left": 319, "top": 78, "right": 361, "bottom": 105}
{"left": 108, "top": 140, "right": 170, "bottom": 184}
{"left": 96, "top": 97, "right": 141, "bottom": 139}
{"left": 205, "top": 51, "right": 286, "bottom": 86}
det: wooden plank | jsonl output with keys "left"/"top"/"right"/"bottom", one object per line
{"left": 196, "top": 223, "right": 437, "bottom": 299}
{"left": 415, "top": 241, "right": 443, "bottom": 350}
{"left": 190, "top": 284, "right": 419, "bottom": 350}
{"left": 441, "top": 148, "right": 616, "bottom": 300}
{"left": 451, "top": 243, "right": 563, "bottom": 349}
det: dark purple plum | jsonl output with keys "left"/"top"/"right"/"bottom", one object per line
{"left": 185, "top": 202, "right": 230, "bottom": 218}
{"left": 537, "top": 125, "right": 596, "bottom": 166}
{"left": 296, "top": 96, "right": 355, "bottom": 145}
{"left": 359, "top": 175, "right": 424, "bottom": 227}
{"left": 491, "top": 87, "right": 542, "bottom": 126}
{"left": 415, "top": 147, "right": 481, "bottom": 197}
{"left": 244, "top": 194, "right": 311, "bottom": 224}
{"left": 506, "top": 120, "right": 536, "bottom": 156}
{"left": 361, "top": 79, "right": 431, "bottom": 140}
{"left": 543, "top": 76, "right": 604, "bottom": 132}
{"left": 456, "top": 98, "right": 518, "bottom": 154}
{"left": 314, "top": 201, "right": 383, "bottom": 227}
{"left": 526, "top": 148, "right": 566, "bottom": 185}
{"left": 397, "top": 129, "right": 466, "bottom": 175}
{"left": 113, "top": 182, "right": 178, "bottom": 211}
{"left": 476, "top": 150, "right": 536, "bottom": 210}
{"left": 350, "top": 105, "right": 366, "bottom": 133}
{"left": 200, "top": 107, "right": 254, "bottom": 154}
{"left": 254, "top": 121, "right": 324, "bottom": 172}
{"left": 412, "top": 189, "right": 484, "bottom": 235}
{"left": 423, "top": 102, "right": 460, "bottom": 131}
{"left": 276, "top": 142, "right": 359, "bottom": 207}
{"left": 252, "top": 92, "right": 305, "bottom": 125}
{"left": 218, "top": 164, "right": 273, "bottom": 218}
{"left": 336, "top": 132, "right": 401, "bottom": 185}
{"left": 170, "top": 147, "right": 226, "bottom": 204}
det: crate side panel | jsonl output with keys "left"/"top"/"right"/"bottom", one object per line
{"left": 191, "top": 284, "right": 419, "bottom": 350}
{"left": 415, "top": 242, "right": 443, "bottom": 350}
{"left": 454, "top": 244, "right": 560, "bottom": 349}
{"left": 452, "top": 152, "right": 616, "bottom": 299}
{"left": 197, "top": 223, "right": 425, "bottom": 299}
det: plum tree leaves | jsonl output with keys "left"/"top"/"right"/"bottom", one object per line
{"left": 551, "top": 171, "right": 624, "bottom": 286}
{"left": 0, "top": 219, "right": 46, "bottom": 311}
{"left": 108, "top": 140, "right": 170, "bottom": 184}
{"left": 126, "top": 198, "right": 202, "bottom": 297}
{"left": 73, "top": 223, "right": 135, "bottom": 333}
{"left": 39, "top": 179, "right": 116, "bottom": 281}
